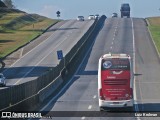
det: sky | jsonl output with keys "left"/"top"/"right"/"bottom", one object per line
{"left": 12, "top": 0, "right": 160, "bottom": 19}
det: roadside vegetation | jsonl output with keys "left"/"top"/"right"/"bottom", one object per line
{"left": 147, "top": 17, "right": 160, "bottom": 54}
{"left": 0, "top": 9, "right": 59, "bottom": 58}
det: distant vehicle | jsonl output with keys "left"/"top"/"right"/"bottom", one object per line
{"left": 120, "top": 3, "right": 130, "bottom": 18}
{"left": 95, "top": 14, "right": 100, "bottom": 19}
{"left": 112, "top": 13, "right": 118, "bottom": 18}
{"left": 98, "top": 53, "right": 133, "bottom": 111}
{"left": 0, "top": 73, "right": 6, "bottom": 87}
{"left": 77, "top": 16, "right": 84, "bottom": 21}
{"left": 88, "top": 15, "right": 95, "bottom": 20}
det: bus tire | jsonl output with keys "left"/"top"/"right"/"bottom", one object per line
{"left": 100, "top": 107, "right": 104, "bottom": 111}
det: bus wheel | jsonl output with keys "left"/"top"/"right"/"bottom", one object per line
{"left": 100, "top": 107, "right": 104, "bottom": 111}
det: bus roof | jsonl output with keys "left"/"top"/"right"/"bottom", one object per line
{"left": 102, "top": 53, "right": 130, "bottom": 59}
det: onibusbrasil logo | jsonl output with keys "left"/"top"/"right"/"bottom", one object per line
{"left": 103, "top": 61, "right": 112, "bottom": 69}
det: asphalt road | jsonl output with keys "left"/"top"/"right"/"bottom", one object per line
{"left": 134, "top": 18, "right": 160, "bottom": 113}
{"left": 39, "top": 18, "right": 160, "bottom": 120}
{"left": 2, "top": 19, "right": 94, "bottom": 86}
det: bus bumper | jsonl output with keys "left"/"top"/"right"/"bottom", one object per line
{"left": 99, "top": 99, "right": 133, "bottom": 111}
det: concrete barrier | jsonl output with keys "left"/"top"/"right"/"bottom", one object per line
{"left": 38, "top": 75, "right": 63, "bottom": 103}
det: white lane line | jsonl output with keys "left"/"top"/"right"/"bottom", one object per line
{"left": 115, "top": 28, "right": 117, "bottom": 32}
{"left": 88, "top": 105, "right": 92, "bottom": 110}
{"left": 93, "top": 95, "right": 96, "bottom": 99}
{"left": 131, "top": 18, "right": 140, "bottom": 113}
{"left": 112, "top": 41, "right": 114, "bottom": 45}
{"left": 114, "top": 29, "right": 116, "bottom": 34}
{"left": 113, "top": 34, "right": 116, "bottom": 38}
{"left": 81, "top": 116, "right": 86, "bottom": 120}
{"left": 20, "top": 48, "right": 23, "bottom": 58}
{"left": 3, "top": 21, "right": 68, "bottom": 73}
{"left": 110, "top": 46, "right": 112, "bottom": 49}
{"left": 14, "top": 32, "right": 69, "bottom": 85}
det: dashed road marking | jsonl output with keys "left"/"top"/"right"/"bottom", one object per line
{"left": 81, "top": 116, "right": 86, "bottom": 120}
{"left": 93, "top": 95, "right": 96, "bottom": 99}
{"left": 88, "top": 105, "right": 92, "bottom": 109}
{"left": 112, "top": 42, "right": 114, "bottom": 45}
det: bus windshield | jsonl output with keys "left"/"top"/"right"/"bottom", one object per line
{"left": 101, "top": 58, "right": 130, "bottom": 70}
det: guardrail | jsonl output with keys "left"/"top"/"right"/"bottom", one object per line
{"left": 0, "top": 15, "right": 106, "bottom": 111}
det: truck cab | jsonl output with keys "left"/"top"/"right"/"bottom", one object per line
{"left": 120, "top": 3, "right": 130, "bottom": 18}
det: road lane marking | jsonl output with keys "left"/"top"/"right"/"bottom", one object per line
{"left": 131, "top": 18, "right": 140, "bottom": 113}
{"left": 88, "top": 105, "right": 92, "bottom": 109}
{"left": 112, "top": 41, "right": 114, "bottom": 45}
{"left": 93, "top": 95, "right": 96, "bottom": 99}
{"left": 114, "top": 28, "right": 117, "bottom": 33}
{"left": 81, "top": 116, "right": 86, "bottom": 120}
{"left": 20, "top": 48, "right": 23, "bottom": 58}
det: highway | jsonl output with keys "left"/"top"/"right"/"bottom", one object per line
{"left": 2, "top": 19, "right": 94, "bottom": 86}
{"left": 39, "top": 18, "right": 160, "bottom": 120}
{"left": 134, "top": 18, "right": 160, "bottom": 112}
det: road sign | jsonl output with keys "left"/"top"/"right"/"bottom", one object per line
{"left": 56, "top": 11, "right": 61, "bottom": 19}
{"left": 57, "top": 14, "right": 60, "bottom": 18}
{"left": 57, "top": 50, "right": 63, "bottom": 60}
{"left": 56, "top": 11, "right": 60, "bottom": 15}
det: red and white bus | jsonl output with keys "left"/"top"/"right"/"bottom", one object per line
{"left": 98, "top": 53, "right": 133, "bottom": 111}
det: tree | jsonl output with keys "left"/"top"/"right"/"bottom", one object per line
{"left": 3, "top": 0, "right": 15, "bottom": 8}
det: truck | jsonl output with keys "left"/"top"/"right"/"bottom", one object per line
{"left": 120, "top": 3, "right": 130, "bottom": 18}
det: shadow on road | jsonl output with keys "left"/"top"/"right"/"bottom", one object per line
{"left": 47, "top": 27, "right": 78, "bottom": 32}
{"left": 2, "top": 66, "right": 52, "bottom": 79}
{"left": 78, "top": 70, "right": 98, "bottom": 75}
{"left": 136, "top": 103, "right": 160, "bottom": 111}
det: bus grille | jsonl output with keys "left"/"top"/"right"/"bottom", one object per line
{"left": 104, "top": 79, "right": 127, "bottom": 85}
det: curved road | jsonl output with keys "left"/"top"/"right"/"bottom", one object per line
{"left": 2, "top": 19, "right": 94, "bottom": 86}
{"left": 39, "top": 18, "right": 160, "bottom": 120}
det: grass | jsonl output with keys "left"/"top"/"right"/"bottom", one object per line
{"left": 147, "top": 17, "right": 160, "bottom": 55}
{"left": 0, "top": 11, "right": 60, "bottom": 58}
